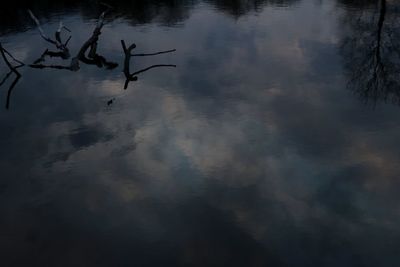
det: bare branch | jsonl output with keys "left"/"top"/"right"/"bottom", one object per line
{"left": 121, "top": 39, "right": 176, "bottom": 89}
{"left": 130, "top": 64, "right": 176, "bottom": 77}
{"left": 132, "top": 49, "right": 176, "bottom": 57}
{"left": 28, "top": 9, "right": 71, "bottom": 63}
{"left": 0, "top": 43, "right": 24, "bottom": 110}
{"left": 0, "top": 43, "right": 25, "bottom": 74}
{"left": 6, "top": 75, "right": 21, "bottom": 110}
{"left": 28, "top": 9, "right": 55, "bottom": 45}
{"left": 29, "top": 64, "right": 72, "bottom": 70}
{"left": 0, "top": 71, "right": 13, "bottom": 87}
{"left": 64, "top": 36, "right": 72, "bottom": 47}
{"left": 2, "top": 49, "right": 25, "bottom": 67}
{"left": 70, "top": 6, "right": 116, "bottom": 71}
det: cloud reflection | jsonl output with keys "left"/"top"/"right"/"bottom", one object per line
{"left": 1, "top": 1, "right": 400, "bottom": 266}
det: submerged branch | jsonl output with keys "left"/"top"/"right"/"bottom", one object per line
{"left": 70, "top": 6, "right": 115, "bottom": 71}
{"left": 29, "top": 64, "right": 73, "bottom": 70}
{"left": 0, "top": 43, "right": 25, "bottom": 110}
{"left": 2, "top": 4, "right": 176, "bottom": 108}
{"left": 132, "top": 49, "right": 176, "bottom": 57}
{"left": 130, "top": 64, "right": 176, "bottom": 77}
{"left": 28, "top": 10, "right": 54, "bottom": 45}
{"left": 30, "top": 6, "right": 117, "bottom": 72}
{"left": 28, "top": 10, "right": 71, "bottom": 62}
{"left": 0, "top": 43, "right": 25, "bottom": 72}
{"left": 0, "top": 71, "right": 13, "bottom": 87}
{"left": 6, "top": 75, "right": 21, "bottom": 110}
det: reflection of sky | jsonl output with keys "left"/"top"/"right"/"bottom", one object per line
{"left": 1, "top": 1, "right": 400, "bottom": 266}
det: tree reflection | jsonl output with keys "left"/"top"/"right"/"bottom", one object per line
{"left": 1, "top": 0, "right": 303, "bottom": 109}
{"left": 340, "top": 0, "right": 400, "bottom": 106}
{"left": 205, "top": 0, "right": 299, "bottom": 17}
{"left": 0, "top": 0, "right": 301, "bottom": 34}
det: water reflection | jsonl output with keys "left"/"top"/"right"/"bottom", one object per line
{"left": 1, "top": 1, "right": 400, "bottom": 267}
{"left": 1, "top": 4, "right": 177, "bottom": 107}
{"left": 206, "top": 0, "right": 300, "bottom": 16}
{"left": 0, "top": 0, "right": 301, "bottom": 34}
{"left": 29, "top": 5, "right": 118, "bottom": 71}
{"left": 340, "top": 0, "right": 400, "bottom": 106}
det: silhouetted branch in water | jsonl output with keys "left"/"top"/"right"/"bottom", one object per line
{"left": 69, "top": 4, "right": 117, "bottom": 71}
{"left": 0, "top": 71, "right": 13, "bottom": 88}
{"left": 1, "top": 48, "right": 24, "bottom": 67}
{"left": 121, "top": 40, "right": 137, "bottom": 89}
{"left": 30, "top": 5, "right": 118, "bottom": 71}
{"left": 0, "top": 43, "right": 24, "bottom": 71}
{"left": 5, "top": 74, "right": 21, "bottom": 110}
{"left": 0, "top": 43, "right": 25, "bottom": 109}
{"left": 132, "top": 49, "right": 176, "bottom": 57}
{"left": 28, "top": 10, "right": 71, "bottom": 63}
{"left": 29, "top": 64, "right": 73, "bottom": 70}
{"left": 121, "top": 40, "right": 176, "bottom": 89}
{"left": 131, "top": 64, "right": 177, "bottom": 76}
{"left": 2, "top": 3, "right": 176, "bottom": 109}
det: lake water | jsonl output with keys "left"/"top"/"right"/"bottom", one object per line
{"left": 1, "top": 0, "right": 400, "bottom": 266}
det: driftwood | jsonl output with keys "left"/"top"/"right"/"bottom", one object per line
{"left": 121, "top": 40, "right": 176, "bottom": 89}
{"left": 28, "top": 10, "right": 71, "bottom": 63}
{"left": 0, "top": 43, "right": 25, "bottom": 109}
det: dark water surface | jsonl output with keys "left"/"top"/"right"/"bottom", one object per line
{"left": 1, "top": 0, "right": 400, "bottom": 266}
